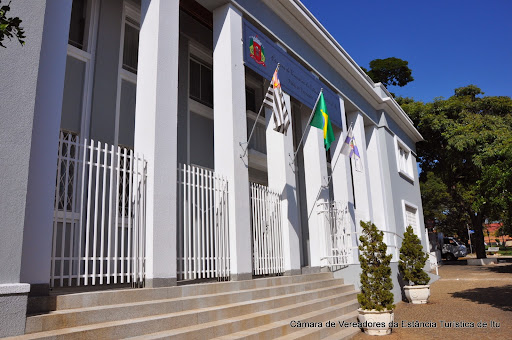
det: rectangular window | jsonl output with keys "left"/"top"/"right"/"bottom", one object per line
{"left": 405, "top": 205, "right": 417, "bottom": 230}
{"left": 395, "top": 136, "right": 414, "bottom": 180}
{"left": 122, "top": 18, "right": 140, "bottom": 74}
{"left": 68, "top": 0, "right": 88, "bottom": 50}
{"left": 402, "top": 200, "right": 420, "bottom": 239}
{"left": 189, "top": 58, "right": 213, "bottom": 107}
{"left": 246, "top": 87, "right": 256, "bottom": 112}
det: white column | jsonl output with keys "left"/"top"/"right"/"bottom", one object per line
{"left": 265, "top": 93, "right": 301, "bottom": 275}
{"left": 366, "top": 124, "right": 389, "bottom": 230}
{"left": 0, "top": 1, "right": 71, "bottom": 336}
{"left": 134, "top": 0, "right": 179, "bottom": 287}
{"left": 19, "top": 0, "right": 73, "bottom": 289}
{"left": 346, "top": 112, "right": 373, "bottom": 230}
{"left": 213, "top": 4, "right": 252, "bottom": 280}
{"left": 301, "top": 105, "right": 329, "bottom": 268}
{"left": 330, "top": 97, "right": 357, "bottom": 263}
{"left": 330, "top": 97, "right": 352, "bottom": 206}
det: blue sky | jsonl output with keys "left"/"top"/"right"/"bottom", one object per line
{"left": 299, "top": 0, "right": 512, "bottom": 103}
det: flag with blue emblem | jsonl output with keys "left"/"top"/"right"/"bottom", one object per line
{"left": 340, "top": 126, "right": 362, "bottom": 171}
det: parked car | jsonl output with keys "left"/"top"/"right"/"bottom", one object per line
{"left": 442, "top": 237, "right": 467, "bottom": 261}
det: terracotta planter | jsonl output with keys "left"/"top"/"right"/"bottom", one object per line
{"left": 404, "top": 285, "right": 430, "bottom": 304}
{"left": 357, "top": 308, "right": 394, "bottom": 335}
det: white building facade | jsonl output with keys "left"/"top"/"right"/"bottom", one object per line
{"left": 0, "top": 0, "right": 427, "bottom": 336}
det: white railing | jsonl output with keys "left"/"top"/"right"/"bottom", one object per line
{"left": 177, "top": 164, "right": 230, "bottom": 281}
{"left": 250, "top": 183, "right": 284, "bottom": 275}
{"left": 51, "top": 132, "right": 147, "bottom": 288}
{"left": 317, "top": 201, "right": 353, "bottom": 267}
{"left": 382, "top": 230, "right": 400, "bottom": 262}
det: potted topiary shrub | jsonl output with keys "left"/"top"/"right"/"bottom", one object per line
{"left": 399, "top": 226, "right": 430, "bottom": 304}
{"left": 357, "top": 221, "right": 395, "bottom": 336}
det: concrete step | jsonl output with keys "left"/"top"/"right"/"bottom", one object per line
{"left": 13, "top": 272, "right": 361, "bottom": 340}
{"left": 28, "top": 273, "right": 334, "bottom": 313}
{"left": 273, "top": 311, "right": 360, "bottom": 340}
{"left": 213, "top": 306, "right": 359, "bottom": 339}
{"left": 26, "top": 278, "right": 351, "bottom": 333}
{"left": 125, "top": 296, "right": 359, "bottom": 339}
{"left": 322, "top": 327, "right": 362, "bottom": 340}
{"left": 14, "top": 287, "right": 357, "bottom": 339}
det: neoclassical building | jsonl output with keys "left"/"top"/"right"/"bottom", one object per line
{"left": 0, "top": 0, "right": 428, "bottom": 337}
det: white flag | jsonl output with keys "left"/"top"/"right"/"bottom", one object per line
{"left": 263, "top": 67, "right": 290, "bottom": 134}
{"left": 340, "top": 126, "right": 363, "bottom": 172}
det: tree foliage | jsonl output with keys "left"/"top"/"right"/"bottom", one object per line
{"left": 362, "top": 57, "right": 414, "bottom": 88}
{"left": 357, "top": 221, "right": 395, "bottom": 311}
{"left": 399, "top": 226, "right": 430, "bottom": 286}
{"left": 0, "top": 0, "right": 25, "bottom": 48}
{"left": 400, "top": 85, "right": 512, "bottom": 258}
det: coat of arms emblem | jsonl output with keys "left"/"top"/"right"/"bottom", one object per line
{"left": 249, "top": 36, "right": 266, "bottom": 66}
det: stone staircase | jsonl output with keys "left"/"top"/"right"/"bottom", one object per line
{"left": 9, "top": 273, "right": 361, "bottom": 339}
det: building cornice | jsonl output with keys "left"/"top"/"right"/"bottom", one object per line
{"left": 270, "top": 0, "right": 423, "bottom": 142}
{"left": 198, "top": 0, "right": 423, "bottom": 142}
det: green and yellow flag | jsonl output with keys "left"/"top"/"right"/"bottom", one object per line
{"left": 309, "top": 92, "right": 335, "bottom": 151}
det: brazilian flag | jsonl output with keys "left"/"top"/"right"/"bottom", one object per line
{"left": 309, "top": 92, "right": 335, "bottom": 151}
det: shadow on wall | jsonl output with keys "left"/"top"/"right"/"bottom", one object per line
{"left": 451, "top": 285, "right": 512, "bottom": 312}
{"left": 397, "top": 272, "right": 407, "bottom": 302}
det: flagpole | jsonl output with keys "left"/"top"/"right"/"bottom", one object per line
{"left": 326, "top": 122, "right": 353, "bottom": 184}
{"left": 306, "top": 122, "right": 353, "bottom": 222}
{"left": 289, "top": 88, "right": 323, "bottom": 168}
{"left": 240, "top": 64, "right": 280, "bottom": 159}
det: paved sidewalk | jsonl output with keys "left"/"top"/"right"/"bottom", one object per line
{"left": 352, "top": 262, "right": 512, "bottom": 340}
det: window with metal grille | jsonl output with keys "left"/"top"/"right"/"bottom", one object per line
{"left": 404, "top": 203, "right": 420, "bottom": 238}
{"left": 395, "top": 136, "right": 414, "bottom": 180}
{"left": 56, "top": 131, "right": 79, "bottom": 212}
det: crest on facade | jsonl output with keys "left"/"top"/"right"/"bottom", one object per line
{"left": 249, "top": 35, "right": 266, "bottom": 66}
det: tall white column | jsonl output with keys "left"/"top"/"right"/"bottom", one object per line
{"left": 265, "top": 93, "right": 301, "bottom": 275}
{"left": 330, "top": 97, "right": 357, "bottom": 263}
{"left": 213, "top": 4, "right": 252, "bottom": 280}
{"left": 301, "top": 105, "right": 329, "bottom": 268}
{"left": 19, "top": 1, "right": 73, "bottom": 289}
{"left": 365, "top": 124, "right": 389, "bottom": 230}
{"left": 346, "top": 112, "right": 373, "bottom": 231}
{"left": 0, "top": 1, "right": 71, "bottom": 336}
{"left": 330, "top": 97, "right": 352, "bottom": 205}
{"left": 134, "top": 0, "right": 179, "bottom": 287}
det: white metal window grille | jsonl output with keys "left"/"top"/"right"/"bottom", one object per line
{"left": 250, "top": 182, "right": 284, "bottom": 275}
{"left": 395, "top": 136, "right": 414, "bottom": 180}
{"left": 398, "top": 145, "right": 409, "bottom": 173}
{"left": 317, "top": 201, "right": 353, "bottom": 268}
{"left": 51, "top": 132, "right": 147, "bottom": 287}
{"left": 405, "top": 204, "right": 419, "bottom": 235}
{"left": 177, "top": 164, "right": 230, "bottom": 281}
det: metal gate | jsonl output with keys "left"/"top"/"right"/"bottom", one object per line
{"left": 250, "top": 182, "right": 284, "bottom": 275}
{"left": 51, "top": 132, "right": 147, "bottom": 287}
{"left": 177, "top": 164, "right": 230, "bottom": 281}
{"left": 318, "top": 200, "right": 353, "bottom": 267}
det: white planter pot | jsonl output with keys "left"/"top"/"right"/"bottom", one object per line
{"left": 404, "top": 285, "right": 430, "bottom": 304}
{"left": 357, "top": 308, "right": 394, "bottom": 335}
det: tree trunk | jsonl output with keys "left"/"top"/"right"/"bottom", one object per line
{"left": 471, "top": 213, "right": 486, "bottom": 259}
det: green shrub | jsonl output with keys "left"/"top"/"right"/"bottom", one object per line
{"left": 357, "top": 221, "right": 395, "bottom": 311}
{"left": 399, "top": 226, "right": 429, "bottom": 285}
